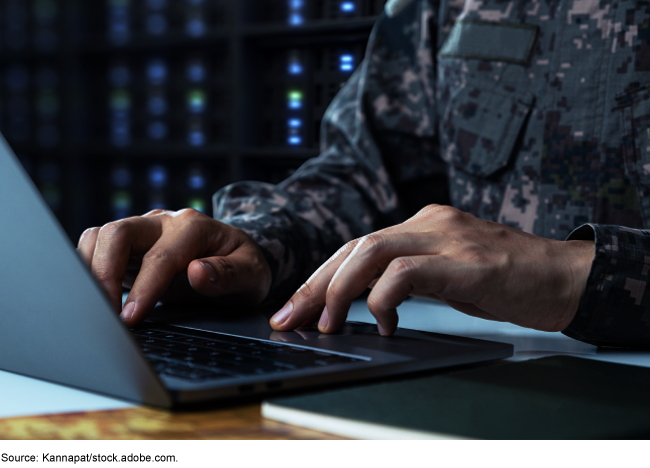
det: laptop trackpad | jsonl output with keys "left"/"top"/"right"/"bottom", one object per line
{"left": 271, "top": 323, "right": 477, "bottom": 359}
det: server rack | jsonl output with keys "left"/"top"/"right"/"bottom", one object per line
{"left": 0, "top": 0, "right": 385, "bottom": 240}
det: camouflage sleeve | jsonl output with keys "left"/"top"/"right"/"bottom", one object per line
{"left": 213, "top": 0, "right": 443, "bottom": 307}
{"left": 563, "top": 224, "right": 650, "bottom": 347}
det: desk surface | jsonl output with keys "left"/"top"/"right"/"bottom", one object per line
{"left": 2, "top": 298, "right": 649, "bottom": 440}
{"left": 0, "top": 405, "right": 345, "bottom": 440}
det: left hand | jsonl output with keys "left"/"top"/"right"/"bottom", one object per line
{"left": 270, "top": 205, "right": 594, "bottom": 336}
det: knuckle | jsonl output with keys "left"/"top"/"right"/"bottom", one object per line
{"left": 78, "top": 227, "right": 99, "bottom": 247}
{"left": 98, "top": 219, "right": 131, "bottom": 240}
{"left": 387, "top": 257, "right": 415, "bottom": 279}
{"left": 416, "top": 204, "right": 462, "bottom": 222}
{"left": 143, "top": 209, "right": 168, "bottom": 217}
{"left": 295, "top": 278, "right": 317, "bottom": 300}
{"left": 176, "top": 208, "right": 204, "bottom": 221}
{"left": 328, "top": 239, "right": 359, "bottom": 264}
{"left": 366, "top": 294, "right": 387, "bottom": 315}
{"left": 325, "top": 281, "right": 347, "bottom": 305}
{"left": 355, "top": 234, "right": 386, "bottom": 256}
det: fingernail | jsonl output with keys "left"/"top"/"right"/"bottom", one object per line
{"left": 377, "top": 322, "right": 388, "bottom": 336}
{"left": 318, "top": 306, "right": 329, "bottom": 331}
{"left": 272, "top": 301, "right": 293, "bottom": 326}
{"left": 200, "top": 261, "right": 217, "bottom": 283}
{"left": 120, "top": 302, "right": 135, "bottom": 321}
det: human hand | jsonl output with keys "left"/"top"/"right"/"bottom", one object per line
{"left": 270, "top": 205, "right": 594, "bottom": 335}
{"left": 77, "top": 209, "right": 272, "bottom": 326}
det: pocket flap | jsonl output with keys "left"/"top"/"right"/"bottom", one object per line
{"left": 439, "top": 20, "right": 539, "bottom": 65}
{"left": 440, "top": 86, "right": 534, "bottom": 177}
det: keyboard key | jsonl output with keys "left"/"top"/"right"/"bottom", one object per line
{"left": 133, "top": 325, "right": 365, "bottom": 382}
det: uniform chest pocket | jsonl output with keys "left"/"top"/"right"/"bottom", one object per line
{"left": 439, "top": 85, "right": 534, "bottom": 177}
{"left": 617, "top": 86, "right": 650, "bottom": 187}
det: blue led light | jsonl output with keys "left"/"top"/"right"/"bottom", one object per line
{"left": 148, "top": 121, "right": 167, "bottom": 140}
{"left": 288, "top": 90, "right": 303, "bottom": 109}
{"left": 108, "top": 2, "right": 130, "bottom": 46}
{"left": 111, "top": 123, "right": 130, "bottom": 147}
{"left": 288, "top": 136, "right": 302, "bottom": 145}
{"left": 148, "top": 165, "right": 168, "bottom": 188}
{"left": 188, "top": 173, "right": 205, "bottom": 190}
{"left": 189, "top": 130, "right": 205, "bottom": 146}
{"left": 147, "top": 59, "right": 167, "bottom": 84}
{"left": 186, "top": 18, "right": 205, "bottom": 37}
{"left": 148, "top": 95, "right": 167, "bottom": 115}
{"left": 289, "top": 119, "right": 302, "bottom": 128}
{"left": 289, "top": 13, "right": 304, "bottom": 25}
{"left": 289, "top": 0, "right": 304, "bottom": 8}
{"left": 147, "top": 0, "right": 166, "bottom": 9}
{"left": 288, "top": 63, "right": 303, "bottom": 74}
{"left": 341, "top": 1, "right": 355, "bottom": 12}
{"left": 340, "top": 54, "right": 354, "bottom": 72}
{"left": 187, "top": 62, "right": 206, "bottom": 82}
{"left": 146, "top": 13, "right": 167, "bottom": 34}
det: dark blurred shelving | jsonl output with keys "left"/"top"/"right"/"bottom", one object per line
{"left": 0, "top": 0, "right": 384, "bottom": 240}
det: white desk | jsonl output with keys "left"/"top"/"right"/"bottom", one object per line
{"left": 1, "top": 298, "right": 648, "bottom": 420}
{"left": 347, "top": 297, "right": 650, "bottom": 368}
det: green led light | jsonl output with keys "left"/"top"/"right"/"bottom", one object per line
{"left": 38, "top": 92, "right": 59, "bottom": 116}
{"left": 110, "top": 90, "right": 131, "bottom": 110}
{"left": 112, "top": 191, "right": 132, "bottom": 209}
{"left": 288, "top": 90, "right": 303, "bottom": 101}
{"left": 188, "top": 90, "right": 205, "bottom": 104}
{"left": 188, "top": 198, "right": 205, "bottom": 213}
{"left": 34, "top": 0, "right": 58, "bottom": 22}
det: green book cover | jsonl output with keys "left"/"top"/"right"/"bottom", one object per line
{"left": 263, "top": 356, "right": 650, "bottom": 439}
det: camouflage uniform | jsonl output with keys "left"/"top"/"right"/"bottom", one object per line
{"left": 214, "top": 0, "right": 650, "bottom": 347}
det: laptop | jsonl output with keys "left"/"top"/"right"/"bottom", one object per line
{"left": 0, "top": 135, "right": 513, "bottom": 408}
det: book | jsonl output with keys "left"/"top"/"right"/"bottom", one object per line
{"left": 262, "top": 356, "right": 650, "bottom": 439}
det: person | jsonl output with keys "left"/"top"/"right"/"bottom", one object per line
{"left": 78, "top": 0, "right": 650, "bottom": 348}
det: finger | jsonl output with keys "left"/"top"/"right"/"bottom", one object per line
{"left": 77, "top": 227, "right": 100, "bottom": 268}
{"left": 322, "top": 232, "right": 443, "bottom": 333}
{"left": 91, "top": 218, "right": 163, "bottom": 312}
{"left": 186, "top": 241, "right": 271, "bottom": 304}
{"left": 368, "top": 255, "right": 458, "bottom": 335}
{"left": 270, "top": 240, "right": 360, "bottom": 332}
{"left": 120, "top": 220, "right": 211, "bottom": 325}
{"left": 367, "top": 255, "right": 503, "bottom": 334}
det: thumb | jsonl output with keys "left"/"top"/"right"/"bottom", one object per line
{"left": 187, "top": 243, "right": 271, "bottom": 304}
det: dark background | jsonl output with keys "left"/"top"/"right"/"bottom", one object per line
{"left": 1, "top": 0, "right": 385, "bottom": 240}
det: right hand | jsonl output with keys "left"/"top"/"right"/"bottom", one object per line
{"left": 77, "top": 209, "right": 272, "bottom": 326}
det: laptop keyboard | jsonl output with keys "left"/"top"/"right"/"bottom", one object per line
{"left": 130, "top": 325, "right": 365, "bottom": 382}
